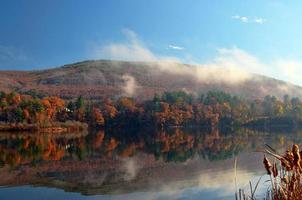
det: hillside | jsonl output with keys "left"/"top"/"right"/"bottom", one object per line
{"left": 0, "top": 60, "right": 302, "bottom": 100}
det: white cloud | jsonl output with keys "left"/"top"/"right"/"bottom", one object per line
{"left": 214, "top": 47, "right": 266, "bottom": 74}
{"left": 90, "top": 29, "right": 182, "bottom": 63}
{"left": 275, "top": 60, "right": 302, "bottom": 83}
{"left": 91, "top": 29, "right": 157, "bottom": 62}
{"left": 121, "top": 74, "right": 139, "bottom": 97}
{"left": 232, "top": 15, "right": 249, "bottom": 23}
{"left": 254, "top": 17, "right": 266, "bottom": 24}
{"left": 168, "top": 44, "right": 184, "bottom": 50}
{"left": 90, "top": 29, "right": 302, "bottom": 86}
{"left": 207, "top": 47, "right": 302, "bottom": 86}
{"left": 232, "top": 15, "right": 266, "bottom": 24}
{"left": 232, "top": 15, "right": 240, "bottom": 19}
{"left": 240, "top": 16, "right": 249, "bottom": 23}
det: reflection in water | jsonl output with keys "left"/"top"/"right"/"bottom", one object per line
{"left": 0, "top": 128, "right": 302, "bottom": 199}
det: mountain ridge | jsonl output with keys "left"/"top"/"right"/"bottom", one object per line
{"left": 0, "top": 60, "right": 301, "bottom": 100}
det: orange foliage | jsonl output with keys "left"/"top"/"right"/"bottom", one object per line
{"left": 92, "top": 107, "right": 105, "bottom": 126}
{"left": 12, "top": 94, "right": 21, "bottom": 105}
{"left": 106, "top": 138, "right": 119, "bottom": 152}
{"left": 42, "top": 97, "right": 64, "bottom": 109}
{"left": 118, "top": 97, "right": 136, "bottom": 112}
{"left": 23, "top": 109, "right": 30, "bottom": 119}
{"left": 23, "top": 137, "right": 30, "bottom": 149}
{"left": 104, "top": 104, "right": 118, "bottom": 119}
{"left": 93, "top": 131, "right": 105, "bottom": 148}
{"left": 120, "top": 143, "right": 136, "bottom": 157}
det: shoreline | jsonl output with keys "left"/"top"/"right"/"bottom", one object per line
{"left": 0, "top": 121, "right": 88, "bottom": 133}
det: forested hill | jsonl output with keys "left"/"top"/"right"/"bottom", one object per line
{"left": 1, "top": 60, "right": 302, "bottom": 100}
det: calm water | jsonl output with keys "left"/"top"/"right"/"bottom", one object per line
{"left": 0, "top": 127, "right": 301, "bottom": 200}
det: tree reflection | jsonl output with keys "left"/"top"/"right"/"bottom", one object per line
{"left": 1, "top": 128, "right": 302, "bottom": 168}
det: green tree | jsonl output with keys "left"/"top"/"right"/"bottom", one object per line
{"left": 76, "top": 96, "right": 84, "bottom": 109}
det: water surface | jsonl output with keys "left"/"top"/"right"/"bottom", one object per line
{"left": 0, "top": 128, "right": 300, "bottom": 200}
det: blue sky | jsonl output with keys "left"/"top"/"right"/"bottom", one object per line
{"left": 1, "top": 0, "right": 302, "bottom": 85}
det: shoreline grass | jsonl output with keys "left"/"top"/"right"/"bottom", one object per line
{"left": 238, "top": 144, "right": 302, "bottom": 200}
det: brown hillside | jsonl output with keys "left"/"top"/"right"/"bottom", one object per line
{"left": 0, "top": 60, "right": 302, "bottom": 100}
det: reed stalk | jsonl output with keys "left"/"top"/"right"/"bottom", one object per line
{"left": 238, "top": 144, "right": 302, "bottom": 200}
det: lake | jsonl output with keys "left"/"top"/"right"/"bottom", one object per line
{"left": 0, "top": 127, "right": 300, "bottom": 200}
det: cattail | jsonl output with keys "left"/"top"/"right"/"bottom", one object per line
{"left": 281, "top": 157, "right": 292, "bottom": 171}
{"left": 289, "top": 180, "right": 295, "bottom": 191}
{"left": 263, "top": 155, "right": 272, "bottom": 175}
{"left": 292, "top": 144, "right": 302, "bottom": 171}
{"left": 285, "top": 149, "right": 294, "bottom": 163}
{"left": 282, "top": 176, "right": 289, "bottom": 184}
{"left": 272, "top": 162, "right": 278, "bottom": 178}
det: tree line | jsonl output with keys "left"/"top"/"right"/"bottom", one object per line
{"left": 1, "top": 90, "right": 302, "bottom": 129}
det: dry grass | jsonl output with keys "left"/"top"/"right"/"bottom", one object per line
{"left": 237, "top": 144, "right": 302, "bottom": 200}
